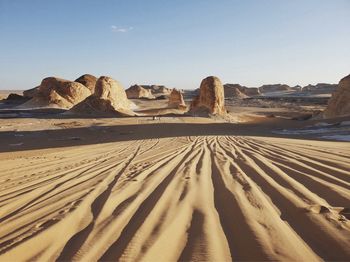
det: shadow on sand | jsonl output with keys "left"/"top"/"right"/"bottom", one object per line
{"left": 0, "top": 120, "right": 335, "bottom": 153}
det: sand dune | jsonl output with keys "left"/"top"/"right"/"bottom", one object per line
{"left": 0, "top": 136, "right": 349, "bottom": 261}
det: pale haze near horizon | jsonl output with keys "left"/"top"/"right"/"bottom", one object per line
{"left": 0, "top": 0, "right": 349, "bottom": 90}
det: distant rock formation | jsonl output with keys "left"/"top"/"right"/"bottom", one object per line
{"left": 224, "top": 84, "right": 260, "bottom": 97}
{"left": 23, "top": 77, "right": 92, "bottom": 108}
{"left": 126, "top": 85, "right": 155, "bottom": 99}
{"left": 323, "top": 74, "right": 350, "bottom": 118}
{"left": 244, "top": 87, "right": 260, "bottom": 96}
{"left": 291, "top": 85, "right": 302, "bottom": 92}
{"left": 189, "top": 76, "right": 226, "bottom": 116}
{"left": 70, "top": 76, "right": 135, "bottom": 116}
{"left": 302, "top": 83, "right": 337, "bottom": 92}
{"left": 142, "top": 85, "right": 172, "bottom": 96}
{"left": 74, "top": 74, "right": 98, "bottom": 92}
{"left": 223, "top": 84, "right": 248, "bottom": 99}
{"left": 168, "top": 89, "right": 186, "bottom": 109}
{"left": 259, "top": 84, "right": 291, "bottom": 93}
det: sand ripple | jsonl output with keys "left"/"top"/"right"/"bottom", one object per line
{"left": 0, "top": 136, "right": 349, "bottom": 261}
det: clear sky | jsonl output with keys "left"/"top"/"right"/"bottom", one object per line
{"left": 1, "top": 0, "right": 349, "bottom": 90}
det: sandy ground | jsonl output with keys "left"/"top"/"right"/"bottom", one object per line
{"left": 0, "top": 94, "right": 349, "bottom": 261}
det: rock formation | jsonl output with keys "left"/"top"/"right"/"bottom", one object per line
{"left": 223, "top": 84, "right": 248, "bottom": 99}
{"left": 189, "top": 76, "right": 226, "bottom": 116}
{"left": 5, "top": 93, "right": 27, "bottom": 101}
{"left": 23, "top": 86, "right": 40, "bottom": 98}
{"left": 141, "top": 85, "right": 171, "bottom": 96}
{"left": 25, "top": 77, "right": 92, "bottom": 108}
{"left": 244, "top": 87, "right": 260, "bottom": 96}
{"left": 70, "top": 76, "right": 135, "bottom": 116}
{"left": 126, "top": 85, "right": 155, "bottom": 99}
{"left": 224, "top": 84, "right": 260, "bottom": 97}
{"left": 168, "top": 89, "right": 186, "bottom": 109}
{"left": 74, "top": 74, "right": 98, "bottom": 92}
{"left": 302, "top": 83, "right": 337, "bottom": 93}
{"left": 259, "top": 84, "right": 291, "bottom": 93}
{"left": 323, "top": 74, "right": 350, "bottom": 118}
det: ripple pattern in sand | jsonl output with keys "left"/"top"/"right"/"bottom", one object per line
{"left": 0, "top": 136, "right": 349, "bottom": 261}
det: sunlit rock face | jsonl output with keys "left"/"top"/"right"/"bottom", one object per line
{"left": 189, "top": 76, "right": 226, "bottom": 116}
{"left": 70, "top": 76, "right": 135, "bottom": 116}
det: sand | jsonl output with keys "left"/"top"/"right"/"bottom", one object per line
{"left": 0, "top": 121, "right": 350, "bottom": 261}
{"left": 0, "top": 94, "right": 350, "bottom": 261}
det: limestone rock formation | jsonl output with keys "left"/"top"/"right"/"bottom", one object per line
{"left": 224, "top": 84, "right": 260, "bottom": 97}
{"left": 23, "top": 86, "right": 40, "bottom": 98}
{"left": 126, "top": 85, "right": 155, "bottom": 99}
{"left": 25, "top": 77, "right": 92, "bottom": 108}
{"left": 224, "top": 84, "right": 248, "bottom": 99}
{"left": 141, "top": 85, "right": 171, "bottom": 96}
{"left": 244, "top": 87, "right": 260, "bottom": 96}
{"left": 168, "top": 89, "right": 186, "bottom": 109}
{"left": 302, "top": 83, "right": 337, "bottom": 92}
{"left": 70, "top": 76, "right": 135, "bottom": 116}
{"left": 74, "top": 74, "right": 98, "bottom": 92}
{"left": 189, "top": 76, "right": 226, "bottom": 116}
{"left": 323, "top": 74, "right": 350, "bottom": 118}
{"left": 6, "top": 93, "right": 27, "bottom": 101}
{"left": 259, "top": 84, "right": 291, "bottom": 93}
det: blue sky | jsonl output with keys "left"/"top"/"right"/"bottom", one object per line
{"left": 0, "top": 0, "right": 349, "bottom": 90}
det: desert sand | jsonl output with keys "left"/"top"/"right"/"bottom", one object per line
{"left": 0, "top": 75, "right": 350, "bottom": 261}
{"left": 0, "top": 114, "right": 350, "bottom": 261}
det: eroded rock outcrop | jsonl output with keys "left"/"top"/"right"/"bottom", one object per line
{"left": 259, "top": 84, "right": 291, "bottom": 93}
{"left": 126, "top": 85, "right": 155, "bottom": 99}
{"left": 75, "top": 74, "right": 98, "bottom": 92}
{"left": 70, "top": 76, "right": 135, "bottom": 116}
{"left": 23, "top": 86, "right": 40, "bottom": 98}
{"left": 189, "top": 76, "right": 226, "bottom": 116}
{"left": 323, "top": 74, "right": 350, "bottom": 118}
{"left": 224, "top": 84, "right": 248, "bottom": 99}
{"left": 244, "top": 87, "right": 260, "bottom": 96}
{"left": 23, "top": 77, "right": 92, "bottom": 108}
{"left": 168, "top": 89, "right": 186, "bottom": 109}
{"left": 142, "top": 85, "right": 171, "bottom": 96}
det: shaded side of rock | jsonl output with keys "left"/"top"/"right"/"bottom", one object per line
{"left": 74, "top": 74, "right": 98, "bottom": 92}
{"left": 23, "top": 86, "right": 40, "bottom": 98}
{"left": 323, "top": 74, "right": 350, "bottom": 118}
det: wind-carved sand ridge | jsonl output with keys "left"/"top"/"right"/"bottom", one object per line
{"left": 0, "top": 136, "right": 349, "bottom": 261}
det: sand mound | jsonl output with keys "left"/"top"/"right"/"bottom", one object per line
{"left": 323, "top": 74, "right": 350, "bottom": 118}
{"left": 22, "top": 77, "right": 92, "bottom": 109}
{"left": 70, "top": 76, "right": 135, "bottom": 116}
{"left": 126, "top": 85, "right": 155, "bottom": 99}
{"left": 189, "top": 76, "right": 226, "bottom": 116}
{"left": 74, "top": 74, "right": 98, "bottom": 93}
{"left": 168, "top": 89, "right": 186, "bottom": 109}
